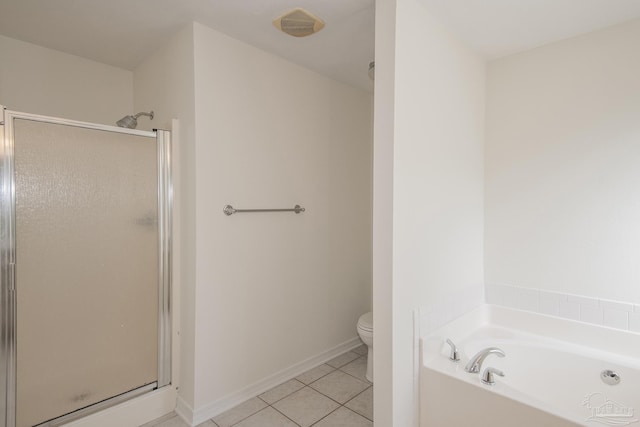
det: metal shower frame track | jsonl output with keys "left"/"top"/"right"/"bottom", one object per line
{"left": 0, "top": 106, "right": 172, "bottom": 427}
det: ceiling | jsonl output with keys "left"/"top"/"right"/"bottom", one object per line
{"left": 0, "top": 0, "right": 376, "bottom": 91}
{"left": 1, "top": 0, "right": 639, "bottom": 92}
{"left": 422, "top": 0, "right": 640, "bottom": 58}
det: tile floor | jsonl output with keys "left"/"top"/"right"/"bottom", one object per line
{"left": 142, "top": 345, "right": 372, "bottom": 427}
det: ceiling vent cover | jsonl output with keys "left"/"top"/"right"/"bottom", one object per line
{"left": 273, "top": 8, "right": 325, "bottom": 37}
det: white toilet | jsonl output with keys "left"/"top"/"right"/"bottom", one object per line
{"left": 356, "top": 311, "right": 373, "bottom": 382}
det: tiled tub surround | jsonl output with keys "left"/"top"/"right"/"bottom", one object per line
{"left": 486, "top": 283, "right": 640, "bottom": 333}
{"left": 418, "top": 284, "right": 486, "bottom": 335}
{"left": 143, "top": 346, "right": 372, "bottom": 427}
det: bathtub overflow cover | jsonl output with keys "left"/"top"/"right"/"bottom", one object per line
{"left": 601, "top": 370, "right": 620, "bottom": 385}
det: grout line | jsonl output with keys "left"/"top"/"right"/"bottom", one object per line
{"left": 342, "top": 406, "right": 371, "bottom": 423}
{"left": 296, "top": 384, "right": 345, "bottom": 409}
{"left": 211, "top": 349, "right": 372, "bottom": 427}
{"left": 310, "top": 390, "right": 345, "bottom": 407}
{"left": 258, "top": 380, "right": 305, "bottom": 406}
{"left": 306, "top": 384, "right": 337, "bottom": 403}
{"left": 309, "top": 406, "right": 342, "bottom": 426}
{"left": 300, "top": 366, "right": 337, "bottom": 386}
{"left": 337, "top": 356, "right": 372, "bottom": 385}
{"left": 338, "top": 371, "right": 372, "bottom": 386}
{"left": 307, "top": 405, "right": 371, "bottom": 426}
{"left": 306, "top": 382, "right": 366, "bottom": 408}
{"left": 226, "top": 403, "right": 266, "bottom": 427}
{"left": 343, "top": 385, "right": 373, "bottom": 421}
{"left": 269, "top": 404, "right": 302, "bottom": 426}
{"left": 325, "top": 352, "right": 361, "bottom": 369}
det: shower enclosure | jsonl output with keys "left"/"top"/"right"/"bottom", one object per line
{"left": 0, "top": 107, "right": 172, "bottom": 427}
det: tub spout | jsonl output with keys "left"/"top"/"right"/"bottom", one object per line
{"left": 465, "top": 347, "right": 505, "bottom": 374}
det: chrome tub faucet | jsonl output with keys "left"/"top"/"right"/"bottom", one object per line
{"left": 465, "top": 347, "right": 506, "bottom": 374}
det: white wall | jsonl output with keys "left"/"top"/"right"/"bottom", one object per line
{"left": 191, "top": 22, "right": 372, "bottom": 417}
{"left": 376, "top": 0, "right": 486, "bottom": 425}
{"left": 0, "top": 34, "right": 132, "bottom": 124}
{"left": 3, "top": 18, "right": 373, "bottom": 427}
{"left": 371, "top": 0, "right": 396, "bottom": 424}
{"left": 485, "top": 18, "right": 640, "bottom": 304}
{"left": 133, "top": 23, "right": 197, "bottom": 413}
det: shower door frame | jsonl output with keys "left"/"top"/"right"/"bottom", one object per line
{"left": 0, "top": 106, "right": 172, "bottom": 427}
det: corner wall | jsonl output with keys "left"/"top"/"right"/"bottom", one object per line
{"left": 0, "top": 34, "right": 132, "bottom": 125}
{"left": 485, "top": 18, "right": 640, "bottom": 304}
{"left": 375, "top": 0, "right": 486, "bottom": 425}
{"left": 133, "top": 23, "right": 197, "bottom": 415}
{"left": 371, "top": 0, "right": 396, "bottom": 424}
{"left": 190, "top": 23, "right": 373, "bottom": 420}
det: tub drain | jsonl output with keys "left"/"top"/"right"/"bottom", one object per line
{"left": 601, "top": 370, "right": 620, "bottom": 385}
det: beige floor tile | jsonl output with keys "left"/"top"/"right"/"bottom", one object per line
{"left": 344, "top": 387, "right": 373, "bottom": 421}
{"left": 138, "top": 412, "right": 171, "bottom": 427}
{"left": 212, "top": 397, "right": 268, "bottom": 427}
{"left": 310, "top": 370, "right": 370, "bottom": 404}
{"left": 326, "top": 351, "right": 360, "bottom": 369}
{"left": 273, "top": 387, "right": 339, "bottom": 427}
{"left": 339, "top": 356, "right": 370, "bottom": 383}
{"left": 259, "top": 379, "right": 305, "bottom": 404}
{"left": 140, "top": 413, "right": 217, "bottom": 427}
{"left": 144, "top": 414, "right": 189, "bottom": 427}
{"left": 351, "top": 344, "right": 368, "bottom": 356}
{"left": 233, "top": 407, "right": 298, "bottom": 427}
{"left": 312, "top": 407, "right": 372, "bottom": 427}
{"left": 295, "top": 364, "right": 335, "bottom": 385}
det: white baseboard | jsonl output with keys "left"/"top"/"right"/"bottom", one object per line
{"left": 175, "top": 395, "right": 194, "bottom": 426}
{"left": 412, "top": 309, "right": 421, "bottom": 427}
{"left": 178, "top": 336, "right": 363, "bottom": 426}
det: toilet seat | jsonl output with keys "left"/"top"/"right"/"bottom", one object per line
{"left": 357, "top": 312, "right": 373, "bottom": 332}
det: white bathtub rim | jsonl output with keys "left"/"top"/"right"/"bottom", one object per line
{"left": 421, "top": 304, "right": 640, "bottom": 426}
{"left": 424, "top": 304, "right": 640, "bottom": 360}
{"left": 457, "top": 324, "right": 640, "bottom": 370}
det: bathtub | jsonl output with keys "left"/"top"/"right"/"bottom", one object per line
{"left": 421, "top": 305, "right": 640, "bottom": 427}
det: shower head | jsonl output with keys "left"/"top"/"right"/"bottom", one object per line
{"left": 116, "top": 111, "right": 154, "bottom": 129}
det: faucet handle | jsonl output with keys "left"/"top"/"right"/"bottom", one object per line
{"left": 445, "top": 339, "right": 460, "bottom": 362}
{"left": 481, "top": 367, "right": 505, "bottom": 386}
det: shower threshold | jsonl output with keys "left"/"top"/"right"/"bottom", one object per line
{"left": 33, "top": 382, "right": 158, "bottom": 427}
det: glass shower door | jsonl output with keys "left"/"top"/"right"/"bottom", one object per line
{"left": 0, "top": 113, "right": 171, "bottom": 427}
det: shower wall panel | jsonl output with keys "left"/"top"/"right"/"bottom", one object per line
{"left": 12, "top": 119, "right": 158, "bottom": 427}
